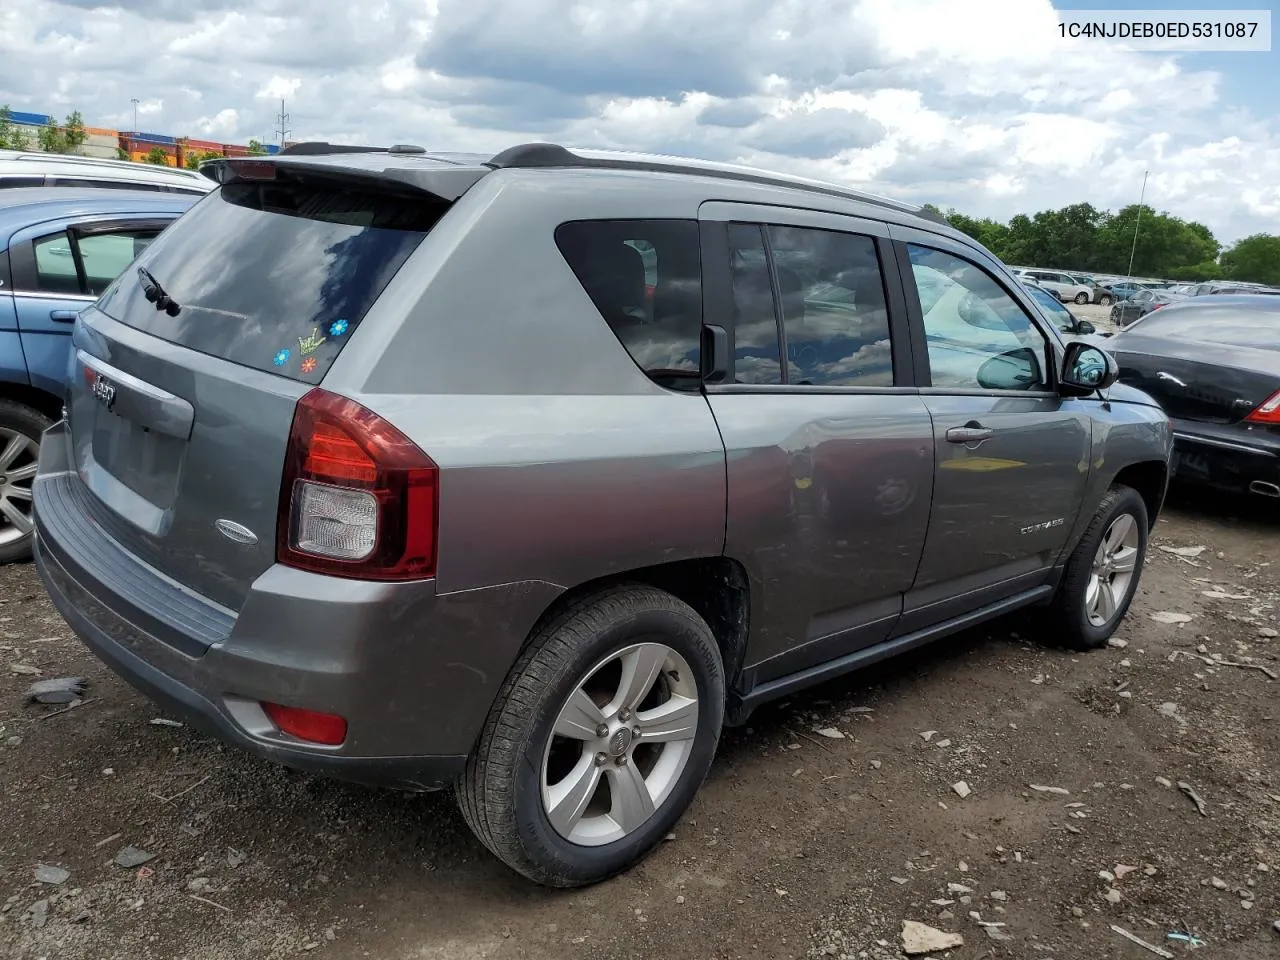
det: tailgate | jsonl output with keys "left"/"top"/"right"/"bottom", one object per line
{"left": 65, "top": 171, "right": 453, "bottom": 611}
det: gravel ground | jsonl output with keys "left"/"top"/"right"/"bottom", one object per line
{"left": 2, "top": 490, "right": 1278, "bottom": 960}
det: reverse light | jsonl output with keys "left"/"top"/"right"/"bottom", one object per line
{"left": 277, "top": 388, "right": 438, "bottom": 580}
{"left": 1245, "top": 389, "right": 1280, "bottom": 425}
{"left": 261, "top": 702, "right": 347, "bottom": 746}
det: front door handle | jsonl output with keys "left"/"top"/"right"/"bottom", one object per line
{"left": 49, "top": 310, "right": 80, "bottom": 323}
{"left": 946, "top": 422, "right": 994, "bottom": 444}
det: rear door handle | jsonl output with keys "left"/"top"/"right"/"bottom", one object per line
{"left": 946, "top": 422, "right": 994, "bottom": 444}
{"left": 49, "top": 310, "right": 80, "bottom": 323}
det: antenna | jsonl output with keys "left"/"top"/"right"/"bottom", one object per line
{"left": 275, "top": 98, "right": 291, "bottom": 146}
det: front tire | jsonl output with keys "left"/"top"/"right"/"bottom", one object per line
{"left": 1099, "top": 294, "right": 1113, "bottom": 306}
{"left": 0, "top": 400, "right": 51, "bottom": 564}
{"left": 1075, "top": 291, "right": 1090, "bottom": 304}
{"left": 1048, "top": 486, "right": 1148, "bottom": 650}
{"left": 457, "top": 585, "right": 725, "bottom": 887}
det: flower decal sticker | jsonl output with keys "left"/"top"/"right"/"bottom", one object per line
{"left": 328, "top": 319, "right": 349, "bottom": 338}
{"left": 301, "top": 356, "right": 318, "bottom": 375}
{"left": 272, "top": 348, "right": 291, "bottom": 367}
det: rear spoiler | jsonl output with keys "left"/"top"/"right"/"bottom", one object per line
{"left": 199, "top": 154, "right": 488, "bottom": 203}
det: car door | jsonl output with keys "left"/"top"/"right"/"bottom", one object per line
{"left": 699, "top": 202, "right": 933, "bottom": 686}
{"left": 887, "top": 226, "right": 1092, "bottom": 631}
{"left": 8, "top": 216, "right": 172, "bottom": 399}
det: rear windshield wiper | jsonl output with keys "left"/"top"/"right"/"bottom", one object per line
{"left": 137, "top": 266, "right": 181, "bottom": 316}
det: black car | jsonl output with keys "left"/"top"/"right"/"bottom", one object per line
{"left": 1098, "top": 296, "right": 1280, "bottom": 499}
{"left": 1109, "top": 289, "right": 1187, "bottom": 327}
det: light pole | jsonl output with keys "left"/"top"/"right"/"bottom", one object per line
{"left": 130, "top": 98, "right": 139, "bottom": 133}
{"left": 1126, "top": 169, "right": 1149, "bottom": 279}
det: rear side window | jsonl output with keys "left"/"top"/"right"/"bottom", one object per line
{"left": 555, "top": 220, "right": 702, "bottom": 392}
{"left": 96, "top": 180, "right": 447, "bottom": 381}
{"left": 768, "top": 225, "right": 892, "bottom": 386}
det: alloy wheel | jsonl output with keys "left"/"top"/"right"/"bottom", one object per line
{"left": 541, "top": 642, "right": 698, "bottom": 847}
{"left": 0, "top": 427, "right": 38, "bottom": 548}
{"left": 1085, "top": 512, "right": 1140, "bottom": 626}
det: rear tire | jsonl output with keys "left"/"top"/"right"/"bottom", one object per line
{"left": 1074, "top": 291, "right": 1090, "bottom": 304}
{"left": 1048, "top": 486, "right": 1148, "bottom": 650}
{"left": 1099, "top": 294, "right": 1113, "bottom": 306}
{"left": 457, "top": 584, "right": 725, "bottom": 887}
{"left": 0, "top": 400, "right": 50, "bottom": 564}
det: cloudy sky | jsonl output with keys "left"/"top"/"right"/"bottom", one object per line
{"left": 1, "top": 0, "right": 1275, "bottom": 244}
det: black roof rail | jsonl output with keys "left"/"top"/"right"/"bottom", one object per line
{"left": 487, "top": 142, "right": 950, "bottom": 226}
{"left": 278, "top": 141, "right": 389, "bottom": 156}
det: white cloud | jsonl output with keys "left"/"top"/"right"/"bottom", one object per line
{"left": 0, "top": 0, "right": 1273, "bottom": 243}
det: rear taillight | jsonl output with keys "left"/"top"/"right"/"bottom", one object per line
{"left": 277, "top": 388, "right": 438, "bottom": 580}
{"left": 261, "top": 702, "right": 347, "bottom": 745}
{"left": 1245, "top": 389, "right": 1280, "bottom": 425}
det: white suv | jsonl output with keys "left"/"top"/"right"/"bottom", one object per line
{"left": 1016, "top": 269, "right": 1093, "bottom": 305}
{"left": 0, "top": 150, "right": 213, "bottom": 195}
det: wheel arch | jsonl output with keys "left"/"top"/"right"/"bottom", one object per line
{"left": 1111, "top": 459, "right": 1169, "bottom": 532}
{"left": 0, "top": 381, "right": 63, "bottom": 425}
{"left": 519, "top": 556, "right": 752, "bottom": 697}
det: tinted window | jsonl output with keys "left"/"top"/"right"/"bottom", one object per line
{"left": 555, "top": 220, "right": 702, "bottom": 392}
{"left": 767, "top": 225, "right": 892, "bottom": 386}
{"left": 0, "top": 176, "right": 47, "bottom": 189}
{"left": 1025, "top": 284, "right": 1075, "bottom": 332}
{"left": 907, "top": 244, "right": 1048, "bottom": 391}
{"left": 728, "top": 223, "right": 784, "bottom": 384}
{"left": 50, "top": 177, "right": 160, "bottom": 192}
{"left": 96, "top": 182, "right": 445, "bottom": 382}
{"left": 1131, "top": 307, "right": 1278, "bottom": 347}
{"left": 33, "top": 232, "right": 83, "bottom": 295}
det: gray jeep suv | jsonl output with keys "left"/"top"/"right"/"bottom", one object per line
{"left": 32, "top": 142, "right": 1172, "bottom": 887}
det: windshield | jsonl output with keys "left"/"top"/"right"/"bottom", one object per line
{"left": 1024, "top": 284, "right": 1075, "bottom": 331}
{"left": 96, "top": 181, "right": 447, "bottom": 382}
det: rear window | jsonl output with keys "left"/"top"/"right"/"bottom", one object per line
{"left": 96, "top": 179, "right": 446, "bottom": 381}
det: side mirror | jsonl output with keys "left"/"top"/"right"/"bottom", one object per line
{"left": 1061, "top": 342, "right": 1118, "bottom": 395}
{"left": 977, "top": 346, "right": 1041, "bottom": 391}
{"left": 1076, "top": 319, "right": 1096, "bottom": 335}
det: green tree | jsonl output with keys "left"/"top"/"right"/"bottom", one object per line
{"left": 247, "top": 138, "right": 266, "bottom": 156}
{"left": 1220, "top": 234, "right": 1280, "bottom": 285}
{"left": 36, "top": 110, "right": 89, "bottom": 155}
{"left": 1093, "top": 205, "right": 1219, "bottom": 277}
{"left": 116, "top": 146, "right": 130, "bottom": 161}
{"left": 184, "top": 149, "right": 223, "bottom": 170}
{"left": 144, "top": 146, "right": 170, "bottom": 165}
{"left": 944, "top": 210, "right": 1011, "bottom": 257}
{"left": 0, "top": 105, "right": 30, "bottom": 150}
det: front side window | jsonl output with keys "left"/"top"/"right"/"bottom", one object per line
{"left": 556, "top": 220, "right": 702, "bottom": 393}
{"left": 767, "top": 225, "right": 893, "bottom": 387}
{"left": 907, "top": 244, "right": 1049, "bottom": 392}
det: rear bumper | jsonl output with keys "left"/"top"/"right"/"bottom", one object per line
{"left": 1171, "top": 421, "right": 1280, "bottom": 496}
{"left": 32, "top": 421, "right": 560, "bottom": 790}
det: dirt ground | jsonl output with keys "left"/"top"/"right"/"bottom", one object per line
{"left": 2, "top": 487, "right": 1278, "bottom": 960}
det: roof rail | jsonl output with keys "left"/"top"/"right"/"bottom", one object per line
{"left": 277, "top": 141, "right": 389, "bottom": 156}
{"left": 486, "top": 142, "right": 949, "bottom": 226}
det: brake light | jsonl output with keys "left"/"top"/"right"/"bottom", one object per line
{"left": 261, "top": 702, "right": 347, "bottom": 745}
{"left": 277, "top": 388, "right": 438, "bottom": 580}
{"left": 1245, "top": 389, "right": 1280, "bottom": 425}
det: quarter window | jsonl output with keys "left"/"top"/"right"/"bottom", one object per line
{"left": 906, "top": 244, "right": 1049, "bottom": 392}
{"left": 555, "top": 220, "right": 702, "bottom": 392}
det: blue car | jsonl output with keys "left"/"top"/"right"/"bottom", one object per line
{"left": 0, "top": 188, "right": 196, "bottom": 561}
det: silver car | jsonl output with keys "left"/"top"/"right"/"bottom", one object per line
{"left": 32, "top": 142, "right": 1173, "bottom": 887}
